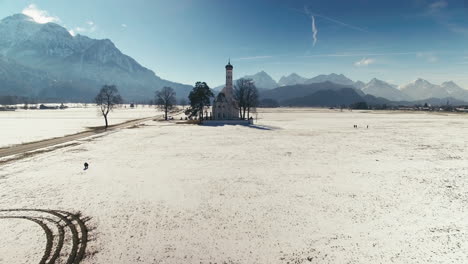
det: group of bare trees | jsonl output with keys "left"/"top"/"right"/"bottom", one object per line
{"left": 94, "top": 78, "right": 259, "bottom": 128}
{"left": 94, "top": 84, "right": 178, "bottom": 129}
{"left": 234, "top": 78, "right": 259, "bottom": 119}
{"left": 159, "top": 79, "right": 258, "bottom": 121}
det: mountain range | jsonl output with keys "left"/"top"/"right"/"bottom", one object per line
{"left": 0, "top": 14, "right": 192, "bottom": 102}
{"left": 1, "top": 13, "right": 467, "bottom": 105}
{"left": 231, "top": 71, "right": 468, "bottom": 104}
{"left": 259, "top": 82, "right": 468, "bottom": 108}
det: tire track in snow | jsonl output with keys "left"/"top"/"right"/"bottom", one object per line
{"left": 0, "top": 209, "right": 90, "bottom": 264}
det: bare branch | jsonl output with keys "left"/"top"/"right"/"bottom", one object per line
{"left": 95, "top": 85, "right": 123, "bottom": 128}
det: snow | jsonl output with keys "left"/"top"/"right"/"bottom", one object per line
{"left": 0, "top": 105, "right": 161, "bottom": 148}
{"left": 278, "top": 73, "right": 308, "bottom": 87}
{"left": 361, "top": 78, "right": 408, "bottom": 101}
{"left": 0, "top": 219, "right": 44, "bottom": 264}
{"left": 0, "top": 108, "right": 467, "bottom": 263}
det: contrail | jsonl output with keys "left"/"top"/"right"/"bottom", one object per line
{"left": 301, "top": 6, "right": 368, "bottom": 33}
{"left": 315, "top": 13, "right": 369, "bottom": 33}
{"left": 311, "top": 15, "right": 318, "bottom": 46}
{"left": 304, "top": 6, "right": 318, "bottom": 47}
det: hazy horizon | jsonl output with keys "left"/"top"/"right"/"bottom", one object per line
{"left": 1, "top": 0, "right": 467, "bottom": 88}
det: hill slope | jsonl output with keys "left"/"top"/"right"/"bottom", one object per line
{"left": 0, "top": 14, "right": 192, "bottom": 101}
{"left": 362, "top": 78, "right": 409, "bottom": 101}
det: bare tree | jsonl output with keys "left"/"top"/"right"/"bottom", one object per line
{"left": 234, "top": 79, "right": 249, "bottom": 119}
{"left": 95, "top": 85, "right": 123, "bottom": 129}
{"left": 156, "top": 86, "right": 177, "bottom": 120}
{"left": 245, "top": 83, "right": 259, "bottom": 119}
{"left": 234, "top": 78, "right": 258, "bottom": 119}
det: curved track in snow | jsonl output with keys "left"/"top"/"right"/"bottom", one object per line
{"left": 0, "top": 209, "right": 89, "bottom": 264}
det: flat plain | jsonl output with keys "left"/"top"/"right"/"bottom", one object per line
{"left": 0, "top": 108, "right": 467, "bottom": 263}
{"left": 0, "top": 105, "right": 159, "bottom": 148}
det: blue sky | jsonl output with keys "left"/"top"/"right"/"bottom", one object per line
{"left": 1, "top": 0, "right": 467, "bottom": 87}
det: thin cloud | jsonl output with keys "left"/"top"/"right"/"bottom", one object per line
{"left": 423, "top": 1, "right": 468, "bottom": 36}
{"left": 234, "top": 56, "right": 272, "bottom": 61}
{"left": 417, "top": 52, "right": 438, "bottom": 63}
{"left": 121, "top": 24, "right": 128, "bottom": 28}
{"left": 354, "top": 58, "right": 375, "bottom": 67}
{"left": 445, "top": 23, "right": 468, "bottom": 35}
{"left": 22, "top": 4, "right": 60, "bottom": 24}
{"left": 21, "top": 4, "right": 98, "bottom": 36}
{"left": 86, "top": 21, "right": 97, "bottom": 32}
{"left": 302, "top": 51, "right": 419, "bottom": 58}
{"left": 69, "top": 21, "right": 97, "bottom": 36}
{"left": 429, "top": 0, "right": 448, "bottom": 12}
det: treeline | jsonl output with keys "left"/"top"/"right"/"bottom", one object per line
{"left": 0, "top": 95, "right": 38, "bottom": 105}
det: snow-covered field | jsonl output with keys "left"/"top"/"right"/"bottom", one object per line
{"left": 0, "top": 105, "right": 161, "bottom": 148}
{"left": 0, "top": 108, "right": 467, "bottom": 263}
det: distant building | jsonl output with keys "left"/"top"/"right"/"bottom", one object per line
{"left": 212, "top": 60, "right": 239, "bottom": 120}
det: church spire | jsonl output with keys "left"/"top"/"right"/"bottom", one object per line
{"left": 225, "top": 59, "right": 233, "bottom": 70}
{"left": 225, "top": 60, "right": 233, "bottom": 94}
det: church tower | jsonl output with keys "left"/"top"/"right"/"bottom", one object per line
{"left": 225, "top": 59, "right": 233, "bottom": 96}
{"left": 212, "top": 60, "right": 239, "bottom": 120}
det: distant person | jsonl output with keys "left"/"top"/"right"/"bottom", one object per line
{"left": 367, "top": 125, "right": 369, "bottom": 129}
{"left": 84, "top": 162, "right": 89, "bottom": 170}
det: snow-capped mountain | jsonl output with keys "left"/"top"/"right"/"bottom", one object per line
{"left": 353, "top": 81, "right": 366, "bottom": 89}
{"left": 305, "top": 73, "right": 355, "bottom": 86}
{"left": 243, "top": 71, "right": 278, "bottom": 89}
{"left": 218, "top": 68, "right": 468, "bottom": 102}
{"left": 397, "top": 79, "right": 468, "bottom": 102}
{"left": 400, "top": 78, "right": 452, "bottom": 100}
{"left": 361, "top": 78, "right": 409, "bottom": 101}
{"left": 441, "top": 81, "right": 465, "bottom": 95}
{"left": 279, "top": 73, "right": 366, "bottom": 89}
{"left": 213, "top": 71, "right": 278, "bottom": 92}
{"left": 0, "top": 13, "right": 192, "bottom": 101}
{"left": 278, "top": 73, "right": 308, "bottom": 86}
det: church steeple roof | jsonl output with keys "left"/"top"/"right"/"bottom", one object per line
{"left": 225, "top": 59, "right": 233, "bottom": 70}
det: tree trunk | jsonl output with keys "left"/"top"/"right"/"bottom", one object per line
{"left": 165, "top": 105, "right": 168, "bottom": 120}
{"left": 104, "top": 114, "right": 108, "bottom": 129}
{"left": 247, "top": 107, "right": 250, "bottom": 120}
{"left": 243, "top": 107, "right": 246, "bottom": 120}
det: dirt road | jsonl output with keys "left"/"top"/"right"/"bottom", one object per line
{"left": 0, "top": 115, "right": 158, "bottom": 159}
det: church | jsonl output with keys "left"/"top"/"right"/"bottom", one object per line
{"left": 212, "top": 61, "right": 239, "bottom": 120}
